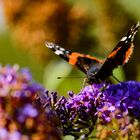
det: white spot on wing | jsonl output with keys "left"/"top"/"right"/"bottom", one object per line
{"left": 56, "top": 45, "right": 59, "bottom": 49}
{"left": 55, "top": 50, "right": 64, "bottom": 55}
{"left": 128, "top": 35, "right": 132, "bottom": 39}
{"left": 121, "top": 36, "right": 127, "bottom": 41}
{"left": 66, "top": 50, "right": 70, "bottom": 53}
{"left": 60, "top": 47, "right": 65, "bottom": 51}
{"left": 45, "top": 42, "right": 54, "bottom": 48}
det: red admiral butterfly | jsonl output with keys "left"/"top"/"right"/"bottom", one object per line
{"left": 45, "top": 22, "right": 140, "bottom": 84}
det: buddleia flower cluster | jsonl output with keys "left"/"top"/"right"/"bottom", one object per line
{"left": 0, "top": 65, "right": 61, "bottom": 140}
{"left": 36, "top": 81, "right": 140, "bottom": 139}
{"left": 1, "top": 64, "right": 140, "bottom": 139}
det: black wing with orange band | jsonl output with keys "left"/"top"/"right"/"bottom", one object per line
{"left": 95, "top": 22, "right": 140, "bottom": 82}
{"left": 45, "top": 42, "right": 103, "bottom": 74}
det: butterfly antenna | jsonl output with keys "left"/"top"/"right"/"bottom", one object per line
{"left": 111, "top": 75, "right": 120, "bottom": 83}
{"left": 57, "top": 76, "right": 86, "bottom": 79}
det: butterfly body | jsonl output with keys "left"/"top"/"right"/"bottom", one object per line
{"left": 45, "top": 22, "right": 140, "bottom": 84}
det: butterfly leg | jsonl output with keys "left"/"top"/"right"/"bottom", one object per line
{"left": 111, "top": 74, "right": 121, "bottom": 83}
{"left": 82, "top": 78, "right": 87, "bottom": 89}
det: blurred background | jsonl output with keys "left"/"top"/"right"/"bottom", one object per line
{"left": 0, "top": 0, "right": 140, "bottom": 95}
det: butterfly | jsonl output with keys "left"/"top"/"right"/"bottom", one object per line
{"left": 45, "top": 22, "right": 140, "bottom": 84}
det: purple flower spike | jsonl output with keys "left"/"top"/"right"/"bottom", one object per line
{"left": 36, "top": 84, "right": 104, "bottom": 139}
{"left": 36, "top": 81, "right": 140, "bottom": 139}
{"left": 103, "top": 81, "right": 140, "bottom": 119}
{"left": 0, "top": 65, "right": 61, "bottom": 140}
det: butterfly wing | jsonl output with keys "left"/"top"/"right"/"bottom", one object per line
{"left": 45, "top": 42, "right": 103, "bottom": 74}
{"left": 95, "top": 22, "right": 140, "bottom": 82}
